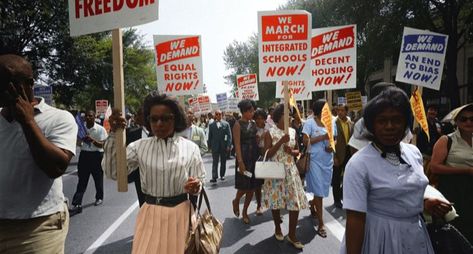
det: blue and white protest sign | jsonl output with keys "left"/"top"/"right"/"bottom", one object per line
{"left": 34, "top": 86, "right": 53, "bottom": 105}
{"left": 216, "top": 92, "right": 228, "bottom": 111}
{"left": 395, "top": 27, "right": 448, "bottom": 90}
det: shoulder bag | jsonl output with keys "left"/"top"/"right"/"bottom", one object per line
{"left": 185, "top": 188, "right": 223, "bottom": 254}
{"left": 255, "top": 150, "right": 285, "bottom": 179}
{"left": 296, "top": 134, "right": 310, "bottom": 175}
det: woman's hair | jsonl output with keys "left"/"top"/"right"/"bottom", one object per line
{"left": 312, "top": 99, "right": 326, "bottom": 117}
{"left": 143, "top": 91, "right": 187, "bottom": 132}
{"left": 272, "top": 103, "right": 285, "bottom": 123}
{"left": 363, "top": 87, "right": 412, "bottom": 138}
{"left": 254, "top": 108, "right": 267, "bottom": 120}
{"left": 237, "top": 99, "right": 256, "bottom": 113}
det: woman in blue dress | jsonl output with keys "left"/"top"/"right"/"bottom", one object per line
{"left": 302, "top": 99, "right": 336, "bottom": 238}
{"left": 341, "top": 87, "right": 451, "bottom": 254}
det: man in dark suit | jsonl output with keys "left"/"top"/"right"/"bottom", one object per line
{"left": 208, "top": 110, "right": 232, "bottom": 183}
{"left": 333, "top": 104, "right": 353, "bottom": 208}
{"left": 126, "top": 108, "right": 147, "bottom": 207}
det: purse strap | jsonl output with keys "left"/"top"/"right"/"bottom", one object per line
{"left": 197, "top": 188, "right": 212, "bottom": 214}
{"left": 303, "top": 133, "right": 311, "bottom": 154}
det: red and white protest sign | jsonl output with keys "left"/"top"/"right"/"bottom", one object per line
{"left": 154, "top": 35, "right": 203, "bottom": 96}
{"left": 197, "top": 95, "right": 211, "bottom": 114}
{"left": 275, "top": 81, "right": 312, "bottom": 100}
{"left": 237, "top": 74, "right": 259, "bottom": 101}
{"left": 311, "top": 25, "right": 357, "bottom": 91}
{"left": 258, "top": 10, "right": 312, "bottom": 82}
{"left": 68, "top": 0, "right": 159, "bottom": 36}
{"left": 95, "top": 99, "right": 109, "bottom": 116}
{"left": 188, "top": 97, "right": 200, "bottom": 114}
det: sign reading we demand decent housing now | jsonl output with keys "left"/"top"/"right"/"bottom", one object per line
{"left": 395, "top": 27, "right": 448, "bottom": 90}
{"left": 154, "top": 35, "right": 204, "bottom": 96}
{"left": 69, "top": 0, "right": 159, "bottom": 36}
{"left": 311, "top": 25, "right": 357, "bottom": 92}
{"left": 258, "top": 10, "right": 312, "bottom": 83}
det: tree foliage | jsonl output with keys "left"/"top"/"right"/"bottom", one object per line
{"left": 0, "top": 1, "right": 156, "bottom": 112}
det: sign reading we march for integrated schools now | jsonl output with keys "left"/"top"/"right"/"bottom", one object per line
{"left": 154, "top": 35, "right": 204, "bottom": 96}
{"left": 258, "top": 10, "right": 312, "bottom": 82}
{"left": 311, "top": 25, "right": 357, "bottom": 91}
{"left": 68, "top": 0, "right": 159, "bottom": 36}
{"left": 395, "top": 27, "right": 448, "bottom": 90}
{"left": 237, "top": 74, "right": 259, "bottom": 100}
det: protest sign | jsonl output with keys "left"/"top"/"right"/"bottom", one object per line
{"left": 395, "top": 27, "right": 448, "bottom": 90}
{"left": 337, "top": 96, "right": 346, "bottom": 105}
{"left": 216, "top": 92, "right": 228, "bottom": 111}
{"left": 154, "top": 35, "right": 203, "bottom": 96}
{"left": 258, "top": 10, "right": 312, "bottom": 82}
{"left": 237, "top": 74, "right": 259, "bottom": 100}
{"left": 197, "top": 95, "right": 211, "bottom": 114}
{"left": 188, "top": 97, "right": 200, "bottom": 114}
{"left": 34, "top": 86, "right": 53, "bottom": 105}
{"left": 68, "top": 0, "right": 159, "bottom": 36}
{"left": 345, "top": 91, "right": 363, "bottom": 112}
{"left": 95, "top": 99, "right": 109, "bottom": 116}
{"left": 227, "top": 97, "right": 240, "bottom": 112}
{"left": 321, "top": 102, "right": 335, "bottom": 152}
{"left": 410, "top": 89, "right": 430, "bottom": 141}
{"left": 311, "top": 25, "right": 357, "bottom": 92}
{"left": 275, "top": 80, "right": 312, "bottom": 100}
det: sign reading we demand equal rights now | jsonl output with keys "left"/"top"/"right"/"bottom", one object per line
{"left": 311, "top": 25, "right": 357, "bottom": 91}
{"left": 69, "top": 0, "right": 159, "bottom": 36}
{"left": 154, "top": 35, "right": 204, "bottom": 96}
{"left": 258, "top": 10, "right": 312, "bottom": 82}
{"left": 395, "top": 27, "right": 448, "bottom": 90}
{"left": 237, "top": 74, "right": 259, "bottom": 100}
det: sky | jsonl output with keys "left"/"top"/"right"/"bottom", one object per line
{"left": 134, "top": 0, "right": 288, "bottom": 102}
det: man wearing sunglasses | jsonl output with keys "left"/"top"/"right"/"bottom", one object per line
{"left": 0, "top": 54, "right": 77, "bottom": 253}
{"left": 208, "top": 110, "right": 232, "bottom": 183}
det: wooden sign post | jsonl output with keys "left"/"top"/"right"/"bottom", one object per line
{"left": 283, "top": 81, "right": 290, "bottom": 134}
{"left": 112, "top": 29, "right": 127, "bottom": 192}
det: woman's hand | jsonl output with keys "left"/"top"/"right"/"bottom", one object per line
{"left": 184, "top": 177, "right": 201, "bottom": 194}
{"left": 424, "top": 198, "right": 453, "bottom": 218}
{"left": 109, "top": 109, "right": 127, "bottom": 132}
{"left": 325, "top": 146, "right": 334, "bottom": 153}
{"left": 279, "top": 134, "right": 290, "bottom": 144}
{"left": 238, "top": 161, "right": 247, "bottom": 175}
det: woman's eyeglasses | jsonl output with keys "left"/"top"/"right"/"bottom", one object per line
{"left": 458, "top": 116, "right": 473, "bottom": 123}
{"left": 148, "top": 114, "right": 175, "bottom": 124}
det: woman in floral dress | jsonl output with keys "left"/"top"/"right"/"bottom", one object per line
{"left": 263, "top": 104, "right": 308, "bottom": 250}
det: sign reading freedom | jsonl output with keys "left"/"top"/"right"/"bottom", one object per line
{"left": 69, "top": 0, "right": 159, "bottom": 36}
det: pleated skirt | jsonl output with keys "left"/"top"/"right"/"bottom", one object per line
{"left": 132, "top": 200, "right": 192, "bottom": 254}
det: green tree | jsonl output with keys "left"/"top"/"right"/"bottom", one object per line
{"left": 223, "top": 34, "right": 277, "bottom": 109}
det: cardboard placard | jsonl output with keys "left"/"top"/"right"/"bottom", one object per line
{"left": 258, "top": 10, "right": 312, "bottom": 82}
{"left": 216, "top": 92, "right": 228, "bottom": 111}
{"left": 345, "top": 91, "right": 362, "bottom": 112}
{"left": 321, "top": 102, "right": 335, "bottom": 152}
{"left": 68, "top": 0, "right": 159, "bottom": 36}
{"left": 197, "top": 95, "right": 211, "bottom": 114}
{"left": 311, "top": 25, "right": 357, "bottom": 91}
{"left": 237, "top": 74, "right": 259, "bottom": 100}
{"left": 154, "top": 35, "right": 204, "bottom": 96}
{"left": 34, "top": 86, "right": 54, "bottom": 105}
{"left": 395, "top": 27, "right": 448, "bottom": 90}
{"left": 95, "top": 99, "right": 109, "bottom": 116}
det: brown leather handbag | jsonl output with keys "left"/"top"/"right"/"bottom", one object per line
{"left": 185, "top": 188, "right": 223, "bottom": 254}
{"left": 296, "top": 134, "right": 311, "bottom": 175}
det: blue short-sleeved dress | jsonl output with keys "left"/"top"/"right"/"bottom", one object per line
{"left": 340, "top": 143, "right": 434, "bottom": 254}
{"left": 302, "top": 118, "right": 336, "bottom": 198}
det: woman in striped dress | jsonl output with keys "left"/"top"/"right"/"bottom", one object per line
{"left": 102, "top": 92, "right": 206, "bottom": 254}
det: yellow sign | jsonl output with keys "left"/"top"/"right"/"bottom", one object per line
{"left": 321, "top": 102, "right": 335, "bottom": 152}
{"left": 410, "top": 89, "right": 430, "bottom": 141}
{"left": 345, "top": 91, "right": 363, "bottom": 111}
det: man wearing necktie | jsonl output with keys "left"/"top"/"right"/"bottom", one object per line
{"left": 208, "top": 110, "right": 232, "bottom": 183}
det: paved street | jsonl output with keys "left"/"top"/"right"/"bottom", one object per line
{"left": 63, "top": 151, "right": 346, "bottom": 254}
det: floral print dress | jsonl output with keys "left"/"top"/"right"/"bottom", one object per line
{"left": 262, "top": 126, "right": 308, "bottom": 211}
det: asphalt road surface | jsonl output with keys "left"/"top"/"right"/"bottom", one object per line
{"left": 63, "top": 150, "right": 346, "bottom": 254}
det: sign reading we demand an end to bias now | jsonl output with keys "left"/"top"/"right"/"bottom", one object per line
{"left": 154, "top": 35, "right": 204, "bottom": 96}
{"left": 258, "top": 10, "right": 312, "bottom": 82}
{"left": 311, "top": 25, "right": 357, "bottom": 91}
{"left": 237, "top": 74, "right": 259, "bottom": 101}
{"left": 396, "top": 27, "right": 448, "bottom": 90}
{"left": 69, "top": 0, "right": 159, "bottom": 36}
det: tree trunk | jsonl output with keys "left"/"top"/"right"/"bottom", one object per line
{"left": 444, "top": 0, "right": 460, "bottom": 108}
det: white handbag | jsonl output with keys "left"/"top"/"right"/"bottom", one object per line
{"left": 254, "top": 150, "right": 285, "bottom": 179}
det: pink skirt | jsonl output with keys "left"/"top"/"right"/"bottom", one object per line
{"left": 132, "top": 200, "right": 192, "bottom": 254}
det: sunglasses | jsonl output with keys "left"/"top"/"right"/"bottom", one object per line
{"left": 458, "top": 116, "right": 473, "bottom": 123}
{"left": 148, "top": 114, "right": 175, "bottom": 124}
